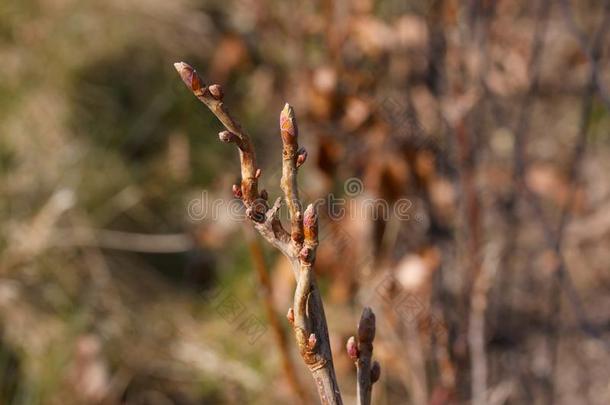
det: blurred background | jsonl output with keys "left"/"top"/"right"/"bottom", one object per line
{"left": 1, "top": 0, "right": 610, "bottom": 404}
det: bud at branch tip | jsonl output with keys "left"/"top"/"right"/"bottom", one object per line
{"left": 280, "top": 102, "right": 298, "bottom": 140}
{"left": 174, "top": 61, "right": 204, "bottom": 95}
{"left": 358, "top": 307, "right": 376, "bottom": 343}
{"left": 303, "top": 204, "right": 317, "bottom": 228}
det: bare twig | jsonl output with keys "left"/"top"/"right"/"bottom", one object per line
{"left": 544, "top": 5, "right": 610, "bottom": 401}
{"left": 559, "top": 0, "right": 610, "bottom": 110}
{"left": 347, "top": 308, "right": 380, "bottom": 405}
{"left": 288, "top": 200, "right": 342, "bottom": 405}
{"left": 468, "top": 244, "right": 500, "bottom": 405}
{"left": 52, "top": 228, "right": 194, "bottom": 253}
{"left": 175, "top": 63, "right": 258, "bottom": 206}
{"left": 175, "top": 62, "right": 349, "bottom": 405}
{"left": 174, "top": 62, "right": 293, "bottom": 260}
{"left": 280, "top": 104, "right": 305, "bottom": 245}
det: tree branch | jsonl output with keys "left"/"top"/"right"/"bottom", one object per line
{"left": 289, "top": 204, "right": 343, "bottom": 404}
{"left": 174, "top": 62, "right": 260, "bottom": 210}
{"left": 175, "top": 62, "right": 348, "bottom": 405}
{"left": 347, "top": 307, "right": 380, "bottom": 405}
{"left": 245, "top": 229, "right": 310, "bottom": 404}
{"left": 280, "top": 104, "right": 305, "bottom": 245}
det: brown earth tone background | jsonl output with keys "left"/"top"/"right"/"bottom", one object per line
{"left": 1, "top": 0, "right": 610, "bottom": 404}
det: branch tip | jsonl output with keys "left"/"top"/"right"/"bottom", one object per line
{"left": 357, "top": 307, "right": 376, "bottom": 344}
{"left": 303, "top": 203, "right": 317, "bottom": 227}
{"left": 173, "top": 61, "right": 204, "bottom": 95}
{"left": 280, "top": 102, "right": 299, "bottom": 141}
{"left": 353, "top": 307, "right": 377, "bottom": 404}
{"left": 179, "top": 62, "right": 343, "bottom": 405}
{"left": 303, "top": 203, "right": 318, "bottom": 244}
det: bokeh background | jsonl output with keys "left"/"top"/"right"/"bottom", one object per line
{"left": 1, "top": 0, "right": 610, "bottom": 404}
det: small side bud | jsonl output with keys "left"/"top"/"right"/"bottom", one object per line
{"left": 232, "top": 184, "right": 242, "bottom": 199}
{"left": 255, "top": 168, "right": 262, "bottom": 179}
{"left": 303, "top": 204, "right": 318, "bottom": 243}
{"left": 307, "top": 333, "right": 317, "bottom": 350}
{"left": 208, "top": 84, "right": 224, "bottom": 100}
{"left": 370, "top": 361, "right": 381, "bottom": 383}
{"left": 357, "top": 307, "right": 376, "bottom": 344}
{"left": 346, "top": 336, "right": 359, "bottom": 360}
{"left": 280, "top": 103, "right": 299, "bottom": 143}
{"left": 296, "top": 147, "right": 308, "bottom": 168}
{"left": 174, "top": 62, "right": 204, "bottom": 96}
{"left": 219, "top": 130, "right": 236, "bottom": 143}
{"left": 286, "top": 308, "right": 294, "bottom": 325}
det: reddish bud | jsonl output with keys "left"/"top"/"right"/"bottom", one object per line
{"left": 358, "top": 307, "right": 376, "bottom": 343}
{"left": 280, "top": 103, "right": 298, "bottom": 143}
{"left": 232, "top": 184, "right": 242, "bottom": 199}
{"left": 370, "top": 361, "right": 381, "bottom": 383}
{"left": 174, "top": 62, "right": 204, "bottom": 95}
{"left": 346, "top": 336, "right": 359, "bottom": 360}
{"left": 303, "top": 204, "right": 318, "bottom": 243}
{"left": 208, "top": 84, "right": 223, "bottom": 99}
{"left": 255, "top": 168, "right": 262, "bottom": 179}
{"left": 296, "top": 147, "right": 308, "bottom": 168}
{"left": 286, "top": 308, "right": 294, "bottom": 324}
{"left": 307, "top": 333, "right": 317, "bottom": 350}
{"left": 303, "top": 204, "right": 316, "bottom": 228}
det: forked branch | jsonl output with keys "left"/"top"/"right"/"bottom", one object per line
{"left": 175, "top": 62, "right": 348, "bottom": 405}
{"left": 174, "top": 62, "right": 293, "bottom": 259}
